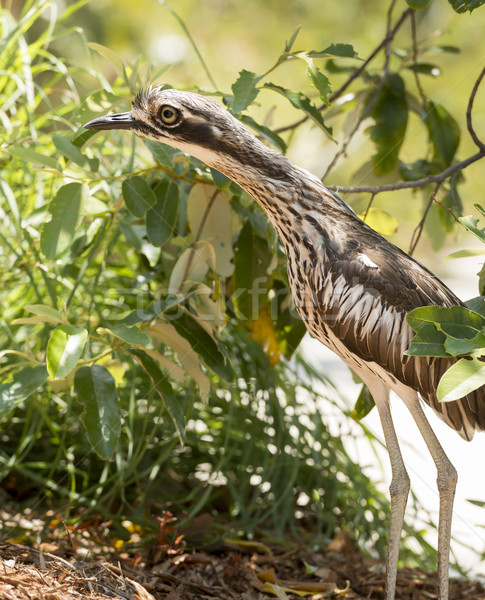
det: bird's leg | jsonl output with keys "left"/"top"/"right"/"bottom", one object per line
{"left": 368, "top": 382, "right": 410, "bottom": 600}
{"left": 402, "top": 393, "right": 457, "bottom": 600}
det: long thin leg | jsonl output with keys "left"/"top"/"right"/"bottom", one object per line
{"left": 366, "top": 381, "right": 410, "bottom": 600}
{"left": 401, "top": 392, "right": 457, "bottom": 600}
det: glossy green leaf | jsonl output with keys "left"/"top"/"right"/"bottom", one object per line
{"left": 0, "top": 366, "right": 48, "bottom": 417}
{"left": 407, "top": 305, "right": 485, "bottom": 332}
{"left": 74, "top": 365, "right": 120, "bottom": 458}
{"left": 146, "top": 181, "right": 179, "bottom": 246}
{"left": 351, "top": 384, "right": 375, "bottom": 421}
{"left": 404, "top": 322, "right": 449, "bottom": 357}
{"left": 459, "top": 213, "right": 485, "bottom": 243}
{"left": 425, "top": 101, "right": 460, "bottom": 167}
{"left": 166, "top": 310, "right": 233, "bottom": 381}
{"left": 263, "top": 83, "right": 332, "bottom": 134}
{"left": 465, "top": 296, "right": 485, "bottom": 316}
{"left": 444, "top": 331, "right": 485, "bottom": 356}
{"left": 122, "top": 176, "right": 157, "bottom": 217}
{"left": 131, "top": 348, "right": 186, "bottom": 444}
{"left": 275, "top": 309, "right": 308, "bottom": 359}
{"left": 437, "top": 357, "right": 485, "bottom": 402}
{"left": 448, "top": 0, "right": 485, "bottom": 12}
{"left": 368, "top": 73, "right": 408, "bottom": 175}
{"left": 231, "top": 70, "right": 262, "bottom": 113}
{"left": 47, "top": 325, "right": 88, "bottom": 379}
{"left": 233, "top": 221, "right": 272, "bottom": 320}
{"left": 41, "top": 182, "right": 86, "bottom": 258}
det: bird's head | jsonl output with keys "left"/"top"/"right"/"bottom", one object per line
{"left": 84, "top": 85, "right": 291, "bottom": 184}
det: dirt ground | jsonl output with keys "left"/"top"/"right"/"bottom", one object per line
{"left": 1, "top": 535, "right": 484, "bottom": 600}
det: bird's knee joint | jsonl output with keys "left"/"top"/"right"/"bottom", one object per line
{"left": 437, "top": 462, "right": 458, "bottom": 494}
{"left": 389, "top": 472, "right": 410, "bottom": 499}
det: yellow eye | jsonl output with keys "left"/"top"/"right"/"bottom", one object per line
{"left": 159, "top": 105, "right": 181, "bottom": 125}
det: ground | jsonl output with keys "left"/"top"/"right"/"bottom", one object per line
{"left": 1, "top": 534, "right": 484, "bottom": 600}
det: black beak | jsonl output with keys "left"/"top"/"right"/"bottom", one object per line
{"left": 84, "top": 111, "right": 135, "bottom": 131}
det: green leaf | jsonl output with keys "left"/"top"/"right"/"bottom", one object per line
{"left": 231, "top": 70, "right": 262, "bottom": 113}
{"left": 305, "top": 60, "right": 332, "bottom": 104}
{"left": 104, "top": 323, "right": 150, "bottom": 346}
{"left": 166, "top": 309, "right": 233, "bottom": 381}
{"left": 459, "top": 213, "right": 485, "bottom": 244}
{"left": 41, "top": 182, "right": 86, "bottom": 258}
{"left": 351, "top": 384, "right": 375, "bottom": 420}
{"left": 239, "top": 115, "right": 287, "bottom": 153}
{"left": 285, "top": 25, "right": 301, "bottom": 52}
{"left": 8, "top": 146, "right": 58, "bottom": 169}
{"left": 465, "top": 296, "right": 485, "bottom": 316}
{"left": 308, "top": 43, "right": 358, "bottom": 58}
{"left": 0, "top": 366, "right": 48, "bottom": 417}
{"left": 405, "top": 322, "right": 449, "bottom": 357}
{"left": 74, "top": 365, "right": 120, "bottom": 458}
{"left": 210, "top": 168, "right": 231, "bottom": 190}
{"left": 47, "top": 325, "right": 88, "bottom": 379}
{"left": 233, "top": 221, "right": 273, "bottom": 320}
{"left": 263, "top": 83, "right": 332, "bottom": 135}
{"left": 447, "top": 248, "right": 485, "bottom": 259}
{"left": 146, "top": 181, "right": 179, "bottom": 246}
{"left": 52, "top": 134, "right": 98, "bottom": 171}
{"left": 437, "top": 357, "right": 485, "bottom": 402}
{"left": 368, "top": 73, "right": 408, "bottom": 175}
{"left": 448, "top": 0, "right": 485, "bottom": 13}
{"left": 122, "top": 176, "right": 157, "bottom": 217}
{"left": 275, "top": 309, "right": 307, "bottom": 359}
{"left": 24, "top": 304, "right": 64, "bottom": 324}
{"left": 358, "top": 207, "right": 398, "bottom": 236}
{"left": 131, "top": 348, "right": 186, "bottom": 444}
{"left": 425, "top": 101, "right": 460, "bottom": 167}
{"left": 407, "top": 305, "right": 485, "bottom": 333}
{"left": 144, "top": 139, "right": 180, "bottom": 167}
{"left": 399, "top": 159, "right": 440, "bottom": 181}
{"left": 405, "top": 62, "right": 441, "bottom": 77}
{"left": 444, "top": 331, "right": 485, "bottom": 356}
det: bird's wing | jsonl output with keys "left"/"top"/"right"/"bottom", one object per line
{"left": 315, "top": 227, "right": 485, "bottom": 438}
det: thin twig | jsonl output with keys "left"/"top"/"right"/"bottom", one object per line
{"left": 178, "top": 188, "right": 219, "bottom": 290}
{"left": 274, "top": 8, "right": 412, "bottom": 135}
{"left": 322, "top": 2, "right": 396, "bottom": 178}
{"left": 408, "top": 182, "right": 441, "bottom": 255}
{"left": 466, "top": 64, "right": 485, "bottom": 152}
{"left": 410, "top": 11, "right": 427, "bottom": 105}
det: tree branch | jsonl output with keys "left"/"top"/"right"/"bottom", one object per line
{"left": 326, "top": 151, "right": 484, "bottom": 195}
{"left": 274, "top": 8, "right": 413, "bottom": 135}
{"left": 466, "top": 64, "right": 485, "bottom": 152}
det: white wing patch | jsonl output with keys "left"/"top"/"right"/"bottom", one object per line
{"left": 359, "top": 254, "right": 379, "bottom": 269}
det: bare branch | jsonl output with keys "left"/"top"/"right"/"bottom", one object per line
{"left": 408, "top": 182, "right": 441, "bottom": 255}
{"left": 466, "top": 64, "right": 485, "bottom": 152}
{"left": 327, "top": 151, "right": 484, "bottom": 195}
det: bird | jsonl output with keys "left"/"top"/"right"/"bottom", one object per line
{"left": 85, "top": 86, "right": 485, "bottom": 600}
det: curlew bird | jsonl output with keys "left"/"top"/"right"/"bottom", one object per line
{"left": 85, "top": 86, "right": 485, "bottom": 600}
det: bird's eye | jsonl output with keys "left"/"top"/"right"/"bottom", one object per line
{"left": 159, "top": 105, "right": 181, "bottom": 125}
